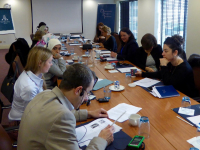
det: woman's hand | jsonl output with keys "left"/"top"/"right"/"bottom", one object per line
{"left": 99, "top": 43, "right": 104, "bottom": 48}
{"left": 135, "top": 71, "right": 142, "bottom": 77}
{"left": 111, "top": 52, "right": 117, "bottom": 58}
{"left": 160, "top": 58, "right": 169, "bottom": 66}
{"left": 145, "top": 67, "right": 155, "bottom": 72}
{"left": 52, "top": 51, "right": 61, "bottom": 59}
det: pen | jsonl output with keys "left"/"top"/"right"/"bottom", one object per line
{"left": 176, "top": 116, "right": 194, "bottom": 127}
{"left": 111, "top": 111, "right": 126, "bottom": 127}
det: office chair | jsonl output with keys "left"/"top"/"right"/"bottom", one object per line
{"left": 188, "top": 54, "right": 200, "bottom": 102}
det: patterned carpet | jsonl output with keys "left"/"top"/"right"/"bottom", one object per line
{"left": 0, "top": 49, "right": 11, "bottom": 125}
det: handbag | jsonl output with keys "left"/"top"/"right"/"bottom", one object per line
{"left": 1, "top": 61, "right": 18, "bottom": 103}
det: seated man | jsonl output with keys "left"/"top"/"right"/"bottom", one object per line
{"left": 18, "top": 63, "right": 114, "bottom": 150}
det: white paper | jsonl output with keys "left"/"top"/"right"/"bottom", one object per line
{"left": 97, "top": 78, "right": 103, "bottom": 82}
{"left": 134, "top": 78, "right": 160, "bottom": 88}
{"left": 106, "top": 57, "right": 118, "bottom": 61}
{"left": 100, "top": 51, "right": 111, "bottom": 54}
{"left": 67, "top": 60, "right": 73, "bottom": 63}
{"left": 187, "top": 115, "right": 200, "bottom": 126}
{"left": 88, "top": 95, "right": 96, "bottom": 100}
{"left": 187, "top": 137, "right": 200, "bottom": 149}
{"left": 103, "top": 54, "right": 111, "bottom": 57}
{"left": 76, "top": 118, "right": 122, "bottom": 147}
{"left": 109, "top": 70, "right": 118, "bottom": 73}
{"left": 60, "top": 51, "right": 69, "bottom": 55}
{"left": 69, "top": 43, "right": 82, "bottom": 46}
{"left": 178, "top": 107, "right": 195, "bottom": 116}
{"left": 117, "top": 67, "right": 138, "bottom": 73}
{"left": 108, "top": 103, "right": 142, "bottom": 122}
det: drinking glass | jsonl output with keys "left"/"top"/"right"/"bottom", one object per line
{"left": 125, "top": 73, "right": 132, "bottom": 84}
{"left": 70, "top": 48, "right": 74, "bottom": 55}
{"left": 181, "top": 96, "right": 191, "bottom": 114}
{"left": 104, "top": 86, "right": 111, "bottom": 100}
{"left": 96, "top": 45, "right": 99, "bottom": 50}
{"left": 138, "top": 116, "right": 150, "bottom": 138}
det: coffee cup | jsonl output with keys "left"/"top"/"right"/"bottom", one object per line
{"left": 129, "top": 114, "right": 141, "bottom": 126}
{"left": 73, "top": 55, "right": 78, "bottom": 60}
{"left": 106, "top": 63, "right": 112, "bottom": 68}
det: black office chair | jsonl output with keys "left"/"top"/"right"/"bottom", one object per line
{"left": 188, "top": 54, "right": 200, "bottom": 102}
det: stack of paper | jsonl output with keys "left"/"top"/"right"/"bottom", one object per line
{"left": 117, "top": 67, "right": 138, "bottom": 73}
{"left": 187, "top": 137, "right": 200, "bottom": 149}
{"left": 76, "top": 118, "right": 122, "bottom": 147}
{"left": 108, "top": 103, "right": 142, "bottom": 122}
{"left": 134, "top": 78, "right": 160, "bottom": 88}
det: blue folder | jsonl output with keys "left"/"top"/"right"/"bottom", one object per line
{"left": 93, "top": 79, "right": 113, "bottom": 91}
{"left": 172, "top": 104, "right": 200, "bottom": 127}
{"left": 155, "top": 85, "right": 180, "bottom": 98}
{"left": 77, "top": 121, "right": 132, "bottom": 150}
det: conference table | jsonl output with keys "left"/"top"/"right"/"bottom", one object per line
{"left": 59, "top": 41, "right": 199, "bottom": 150}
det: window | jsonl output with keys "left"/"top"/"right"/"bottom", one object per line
{"left": 119, "top": 0, "right": 138, "bottom": 39}
{"left": 159, "top": 0, "right": 188, "bottom": 50}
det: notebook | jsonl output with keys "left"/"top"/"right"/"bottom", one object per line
{"left": 154, "top": 85, "right": 180, "bottom": 98}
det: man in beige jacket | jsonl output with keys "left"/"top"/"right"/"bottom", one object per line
{"left": 18, "top": 63, "right": 114, "bottom": 150}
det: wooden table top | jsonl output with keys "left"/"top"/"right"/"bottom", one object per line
{"left": 58, "top": 42, "right": 199, "bottom": 149}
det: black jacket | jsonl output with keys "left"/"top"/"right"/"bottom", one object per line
{"left": 135, "top": 45, "right": 163, "bottom": 70}
{"left": 117, "top": 39, "right": 138, "bottom": 64}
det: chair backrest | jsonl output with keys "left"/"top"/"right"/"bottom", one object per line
{"left": 0, "top": 124, "right": 13, "bottom": 150}
{"left": 112, "top": 33, "right": 121, "bottom": 53}
{"left": 12, "top": 56, "right": 24, "bottom": 78}
{"left": 188, "top": 54, "right": 200, "bottom": 96}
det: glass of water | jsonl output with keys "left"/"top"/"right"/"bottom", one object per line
{"left": 104, "top": 86, "right": 111, "bottom": 100}
{"left": 96, "top": 45, "right": 99, "bottom": 50}
{"left": 181, "top": 96, "right": 191, "bottom": 114}
{"left": 70, "top": 48, "right": 74, "bottom": 55}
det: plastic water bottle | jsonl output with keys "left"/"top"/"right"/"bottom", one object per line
{"left": 138, "top": 116, "right": 150, "bottom": 138}
{"left": 189, "top": 148, "right": 199, "bottom": 150}
{"left": 197, "top": 122, "right": 200, "bottom": 145}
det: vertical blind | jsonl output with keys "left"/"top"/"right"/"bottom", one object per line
{"left": 161, "top": 0, "right": 188, "bottom": 51}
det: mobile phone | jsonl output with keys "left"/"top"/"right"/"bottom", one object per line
{"left": 127, "top": 135, "right": 144, "bottom": 148}
{"left": 97, "top": 98, "right": 109, "bottom": 103}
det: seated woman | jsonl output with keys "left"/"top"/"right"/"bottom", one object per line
{"left": 99, "top": 25, "right": 117, "bottom": 52}
{"left": 135, "top": 33, "right": 163, "bottom": 72}
{"left": 136, "top": 35, "right": 198, "bottom": 98}
{"left": 111, "top": 28, "right": 138, "bottom": 64}
{"left": 30, "top": 30, "right": 45, "bottom": 49}
{"left": 8, "top": 47, "right": 53, "bottom": 121}
{"left": 93, "top": 22, "right": 105, "bottom": 43}
{"left": 44, "top": 39, "right": 66, "bottom": 89}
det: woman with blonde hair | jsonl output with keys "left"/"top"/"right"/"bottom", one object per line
{"left": 8, "top": 47, "right": 53, "bottom": 121}
{"left": 44, "top": 39, "right": 66, "bottom": 89}
{"left": 99, "top": 25, "right": 117, "bottom": 52}
{"left": 93, "top": 22, "right": 105, "bottom": 43}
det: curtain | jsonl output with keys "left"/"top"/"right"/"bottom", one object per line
{"left": 161, "top": 0, "right": 188, "bottom": 50}
{"left": 129, "top": 1, "right": 138, "bottom": 39}
{"left": 120, "top": 1, "right": 129, "bottom": 29}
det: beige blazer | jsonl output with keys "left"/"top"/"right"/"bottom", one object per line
{"left": 18, "top": 87, "right": 107, "bottom": 150}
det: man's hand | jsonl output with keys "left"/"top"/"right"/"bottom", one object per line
{"left": 145, "top": 67, "right": 155, "bottom": 72}
{"left": 98, "top": 125, "right": 114, "bottom": 145}
{"left": 88, "top": 108, "right": 108, "bottom": 119}
{"left": 160, "top": 58, "right": 169, "bottom": 66}
{"left": 99, "top": 43, "right": 104, "bottom": 48}
{"left": 52, "top": 51, "right": 61, "bottom": 59}
{"left": 111, "top": 52, "right": 117, "bottom": 58}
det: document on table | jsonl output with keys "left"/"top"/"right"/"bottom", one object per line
{"left": 187, "top": 115, "right": 200, "bottom": 126}
{"left": 109, "top": 70, "right": 118, "bottom": 73}
{"left": 76, "top": 118, "right": 122, "bottom": 147}
{"left": 134, "top": 78, "right": 160, "bottom": 88}
{"left": 106, "top": 57, "right": 118, "bottom": 61}
{"left": 108, "top": 103, "right": 142, "bottom": 122}
{"left": 100, "top": 51, "right": 111, "bottom": 54}
{"left": 187, "top": 137, "right": 200, "bottom": 149}
{"left": 117, "top": 67, "right": 138, "bottom": 73}
{"left": 66, "top": 60, "right": 73, "bottom": 63}
{"left": 69, "top": 43, "right": 82, "bottom": 46}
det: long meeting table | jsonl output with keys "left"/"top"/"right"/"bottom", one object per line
{"left": 59, "top": 42, "right": 199, "bottom": 149}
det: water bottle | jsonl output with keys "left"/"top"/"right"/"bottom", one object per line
{"left": 197, "top": 122, "right": 200, "bottom": 145}
{"left": 138, "top": 116, "right": 150, "bottom": 139}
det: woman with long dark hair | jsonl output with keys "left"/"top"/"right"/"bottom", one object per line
{"left": 111, "top": 28, "right": 138, "bottom": 64}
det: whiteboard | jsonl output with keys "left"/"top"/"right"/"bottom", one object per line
{"left": 31, "top": 0, "right": 83, "bottom": 34}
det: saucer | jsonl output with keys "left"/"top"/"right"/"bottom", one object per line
{"left": 82, "top": 55, "right": 90, "bottom": 57}
{"left": 104, "top": 66, "right": 114, "bottom": 69}
{"left": 109, "top": 85, "right": 125, "bottom": 91}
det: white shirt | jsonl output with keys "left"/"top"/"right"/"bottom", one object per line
{"left": 8, "top": 71, "right": 43, "bottom": 121}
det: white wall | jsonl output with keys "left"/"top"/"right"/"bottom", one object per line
{"left": 0, "top": 0, "right": 32, "bottom": 49}
{"left": 83, "top": 0, "right": 115, "bottom": 40}
{"left": 186, "top": 0, "right": 200, "bottom": 58}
